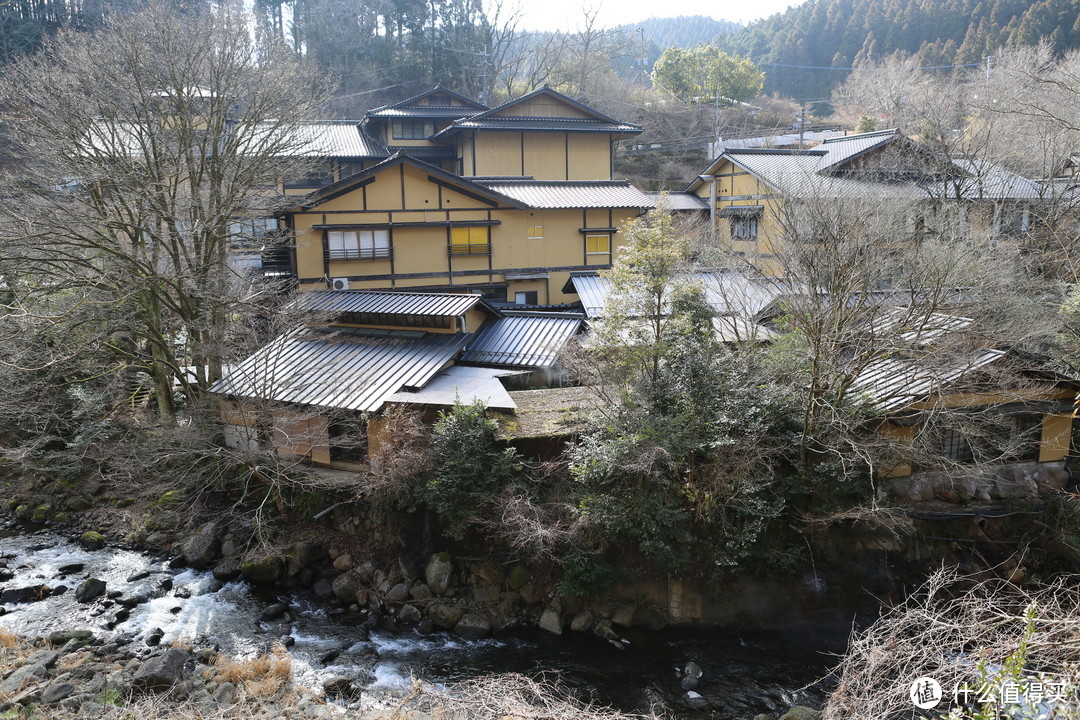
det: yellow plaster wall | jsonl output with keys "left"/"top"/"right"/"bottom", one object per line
{"left": 879, "top": 421, "right": 915, "bottom": 477}
{"left": 494, "top": 96, "right": 591, "bottom": 119}
{"left": 1040, "top": 413, "right": 1073, "bottom": 462}
{"left": 568, "top": 133, "right": 611, "bottom": 180}
{"left": 474, "top": 132, "right": 524, "bottom": 176}
{"left": 523, "top": 133, "right": 567, "bottom": 180}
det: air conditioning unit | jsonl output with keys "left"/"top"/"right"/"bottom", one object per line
{"left": 331, "top": 277, "right": 349, "bottom": 291}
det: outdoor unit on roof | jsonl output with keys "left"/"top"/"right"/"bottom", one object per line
{"left": 331, "top": 277, "right": 350, "bottom": 291}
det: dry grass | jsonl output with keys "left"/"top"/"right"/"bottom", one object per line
{"left": 213, "top": 644, "right": 293, "bottom": 698}
{"left": 0, "top": 627, "right": 18, "bottom": 648}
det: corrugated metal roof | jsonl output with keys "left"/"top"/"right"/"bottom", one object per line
{"left": 867, "top": 308, "right": 974, "bottom": 347}
{"left": 461, "top": 313, "right": 583, "bottom": 368}
{"left": 285, "top": 123, "right": 389, "bottom": 158}
{"left": 209, "top": 326, "right": 469, "bottom": 413}
{"left": 849, "top": 349, "right": 1006, "bottom": 412}
{"left": 385, "top": 365, "right": 518, "bottom": 409}
{"left": 293, "top": 290, "right": 487, "bottom": 318}
{"left": 647, "top": 192, "right": 709, "bottom": 211}
{"left": 567, "top": 271, "right": 789, "bottom": 319}
{"left": 943, "top": 158, "right": 1042, "bottom": 200}
{"left": 474, "top": 180, "right": 653, "bottom": 209}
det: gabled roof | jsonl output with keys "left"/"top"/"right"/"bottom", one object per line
{"left": 850, "top": 349, "right": 1007, "bottom": 413}
{"left": 646, "top": 191, "right": 709, "bottom": 211}
{"left": 365, "top": 85, "right": 488, "bottom": 120}
{"left": 286, "top": 152, "right": 528, "bottom": 211}
{"left": 472, "top": 179, "right": 653, "bottom": 209}
{"left": 685, "top": 129, "right": 1040, "bottom": 201}
{"left": 431, "top": 86, "right": 642, "bottom": 139}
{"left": 293, "top": 289, "right": 497, "bottom": 318}
{"left": 461, "top": 312, "right": 584, "bottom": 368}
{"left": 208, "top": 326, "right": 469, "bottom": 413}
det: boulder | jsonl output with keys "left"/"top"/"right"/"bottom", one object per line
{"left": 212, "top": 556, "right": 242, "bottom": 582}
{"left": 261, "top": 603, "right": 289, "bottom": 621}
{"left": 57, "top": 563, "right": 84, "bottom": 575}
{"left": 472, "top": 581, "right": 500, "bottom": 603}
{"left": 286, "top": 542, "right": 327, "bottom": 576}
{"left": 385, "top": 582, "right": 410, "bottom": 604}
{"left": 538, "top": 609, "right": 562, "bottom": 635}
{"left": 681, "top": 661, "right": 703, "bottom": 690}
{"left": 425, "top": 553, "right": 453, "bottom": 595}
{"left": 181, "top": 525, "right": 220, "bottom": 570}
{"left": 40, "top": 682, "right": 76, "bottom": 704}
{"left": 0, "top": 663, "right": 47, "bottom": 695}
{"left": 46, "top": 629, "right": 92, "bottom": 645}
{"left": 454, "top": 612, "right": 492, "bottom": 640}
{"left": 633, "top": 605, "right": 667, "bottom": 631}
{"left": 507, "top": 565, "right": 530, "bottom": 591}
{"left": 240, "top": 556, "right": 283, "bottom": 585}
{"left": 518, "top": 582, "right": 544, "bottom": 605}
{"left": 75, "top": 578, "right": 107, "bottom": 603}
{"left": 685, "top": 691, "right": 710, "bottom": 711}
{"left": 332, "top": 554, "right": 353, "bottom": 572}
{"left": 78, "top": 531, "right": 105, "bottom": 550}
{"left": 213, "top": 682, "right": 237, "bottom": 706}
{"left": 132, "top": 648, "right": 190, "bottom": 693}
{"left": 428, "top": 601, "right": 464, "bottom": 630}
{"left": 312, "top": 578, "right": 335, "bottom": 600}
{"left": 611, "top": 604, "right": 637, "bottom": 628}
{"left": 0, "top": 585, "right": 52, "bottom": 604}
{"left": 779, "top": 707, "right": 822, "bottom": 720}
{"left": 409, "top": 583, "right": 432, "bottom": 602}
{"left": 569, "top": 610, "right": 594, "bottom": 633}
{"left": 398, "top": 604, "right": 422, "bottom": 624}
{"left": 332, "top": 574, "right": 357, "bottom": 604}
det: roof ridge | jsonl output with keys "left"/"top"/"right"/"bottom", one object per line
{"left": 820, "top": 128, "right": 900, "bottom": 143}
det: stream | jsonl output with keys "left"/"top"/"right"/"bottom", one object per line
{"left": 0, "top": 528, "right": 847, "bottom": 718}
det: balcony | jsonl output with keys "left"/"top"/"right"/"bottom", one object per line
{"left": 325, "top": 247, "right": 393, "bottom": 262}
{"left": 447, "top": 243, "right": 492, "bottom": 256}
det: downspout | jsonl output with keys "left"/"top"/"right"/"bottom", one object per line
{"left": 700, "top": 174, "right": 717, "bottom": 243}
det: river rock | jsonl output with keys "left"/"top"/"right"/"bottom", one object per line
{"left": 181, "top": 525, "right": 219, "bottom": 570}
{"left": 472, "top": 580, "right": 500, "bottom": 603}
{"left": 46, "top": 629, "right": 92, "bottom": 645}
{"left": 214, "top": 681, "right": 237, "bottom": 706}
{"left": 262, "top": 602, "right": 289, "bottom": 620}
{"left": 569, "top": 610, "right": 594, "bottom": 632}
{"left": 409, "top": 583, "right": 432, "bottom": 601}
{"left": 611, "top": 604, "right": 637, "bottom": 628}
{"left": 323, "top": 675, "right": 362, "bottom": 699}
{"left": 428, "top": 601, "right": 464, "bottom": 629}
{"left": 40, "top": 681, "right": 76, "bottom": 704}
{"left": 681, "top": 661, "right": 703, "bottom": 690}
{"left": 57, "top": 563, "right": 84, "bottom": 575}
{"left": 312, "top": 578, "right": 334, "bottom": 600}
{"left": 780, "top": 707, "right": 822, "bottom": 720}
{"left": 1, "top": 585, "right": 52, "bottom": 604}
{"left": 634, "top": 604, "right": 667, "bottom": 631}
{"left": 0, "top": 663, "right": 47, "bottom": 695}
{"left": 241, "top": 556, "right": 283, "bottom": 585}
{"left": 212, "top": 555, "right": 242, "bottom": 582}
{"left": 332, "top": 574, "right": 357, "bottom": 604}
{"left": 538, "top": 609, "right": 562, "bottom": 635}
{"left": 425, "top": 553, "right": 453, "bottom": 595}
{"left": 398, "top": 604, "right": 421, "bottom": 624}
{"left": 332, "top": 554, "right": 353, "bottom": 572}
{"left": 518, "top": 582, "right": 543, "bottom": 605}
{"left": 685, "top": 690, "right": 710, "bottom": 710}
{"left": 286, "top": 542, "right": 327, "bottom": 576}
{"left": 453, "top": 612, "right": 492, "bottom": 640}
{"left": 78, "top": 531, "right": 105, "bottom": 550}
{"left": 385, "top": 582, "right": 410, "bottom": 604}
{"left": 132, "top": 648, "right": 190, "bottom": 692}
{"left": 146, "top": 628, "right": 164, "bottom": 647}
{"left": 75, "top": 578, "right": 106, "bottom": 603}
{"left": 27, "top": 650, "right": 60, "bottom": 669}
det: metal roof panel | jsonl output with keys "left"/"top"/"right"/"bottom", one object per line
{"left": 461, "top": 313, "right": 583, "bottom": 368}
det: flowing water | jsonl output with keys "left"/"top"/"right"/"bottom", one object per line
{"left": 0, "top": 528, "right": 846, "bottom": 718}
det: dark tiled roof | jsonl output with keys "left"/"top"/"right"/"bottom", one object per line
{"left": 368, "top": 106, "right": 481, "bottom": 119}
{"left": 439, "top": 117, "right": 642, "bottom": 134}
{"left": 366, "top": 85, "right": 488, "bottom": 117}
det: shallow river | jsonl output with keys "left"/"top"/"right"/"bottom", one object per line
{"left": 0, "top": 528, "right": 847, "bottom": 718}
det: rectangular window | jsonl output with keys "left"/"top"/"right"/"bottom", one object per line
{"left": 327, "top": 229, "right": 390, "bottom": 261}
{"left": 527, "top": 225, "right": 544, "bottom": 239}
{"left": 585, "top": 234, "right": 610, "bottom": 255}
{"left": 940, "top": 428, "right": 974, "bottom": 463}
{"left": 996, "top": 204, "right": 1031, "bottom": 236}
{"left": 449, "top": 226, "right": 490, "bottom": 255}
{"left": 730, "top": 216, "right": 758, "bottom": 240}
{"left": 1006, "top": 415, "right": 1042, "bottom": 462}
{"left": 391, "top": 120, "right": 435, "bottom": 140}
{"left": 515, "top": 291, "right": 539, "bottom": 305}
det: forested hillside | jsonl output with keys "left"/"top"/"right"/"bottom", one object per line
{"left": 721, "top": 0, "right": 1080, "bottom": 100}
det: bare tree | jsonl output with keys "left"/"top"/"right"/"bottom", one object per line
{"left": 0, "top": 1, "right": 332, "bottom": 422}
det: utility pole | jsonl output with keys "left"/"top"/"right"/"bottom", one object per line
{"left": 795, "top": 103, "right": 808, "bottom": 149}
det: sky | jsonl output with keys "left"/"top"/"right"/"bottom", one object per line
{"left": 507, "top": 0, "right": 810, "bottom": 32}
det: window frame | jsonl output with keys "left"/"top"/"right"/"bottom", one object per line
{"left": 527, "top": 225, "right": 544, "bottom": 239}
{"left": 326, "top": 229, "right": 391, "bottom": 261}
{"left": 449, "top": 226, "right": 491, "bottom": 255}
{"left": 514, "top": 291, "right": 539, "bottom": 305}
{"left": 585, "top": 233, "right": 611, "bottom": 255}
{"left": 730, "top": 215, "right": 759, "bottom": 240}
{"left": 391, "top": 120, "right": 435, "bottom": 140}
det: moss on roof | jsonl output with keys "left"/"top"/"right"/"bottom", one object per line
{"left": 499, "top": 385, "right": 602, "bottom": 439}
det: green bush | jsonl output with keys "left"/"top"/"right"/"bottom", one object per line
{"left": 425, "top": 402, "right": 524, "bottom": 539}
